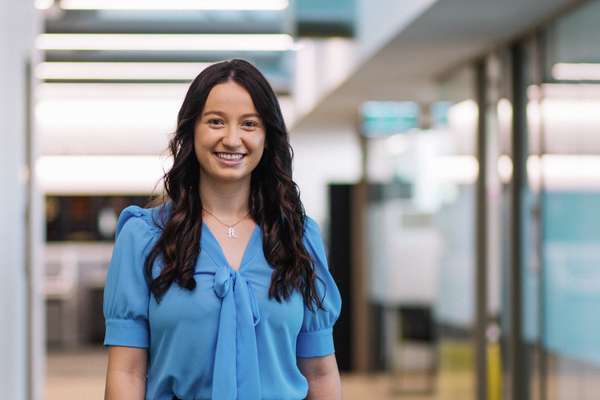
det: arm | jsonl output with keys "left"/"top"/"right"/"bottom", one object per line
{"left": 104, "top": 346, "right": 148, "bottom": 400}
{"left": 298, "top": 354, "right": 342, "bottom": 400}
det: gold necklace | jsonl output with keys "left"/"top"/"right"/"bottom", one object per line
{"left": 202, "top": 207, "right": 250, "bottom": 238}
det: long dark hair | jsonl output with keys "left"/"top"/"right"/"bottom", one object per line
{"left": 144, "top": 59, "right": 322, "bottom": 310}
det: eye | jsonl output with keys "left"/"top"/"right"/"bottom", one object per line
{"left": 207, "top": 118, "right": 224, "bottom": 126}
{"left": 242, "top": 120, "right": 259, "bottom": 128}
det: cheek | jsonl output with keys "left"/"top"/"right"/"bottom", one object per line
{"left": 193, "top": 134, "right": 202, "bottom": 158}
{"left": 193, "top": 129, "right": 213, "bottom": 165}
{"left": 250, "top": 135, "right": 266, "bottom": 162}
{"left": 255, "top": 132, "right": 266, "bottom": 153}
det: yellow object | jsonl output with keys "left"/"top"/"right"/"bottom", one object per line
{"left": 487, "top": 343, "right": 502, "bottom": 400}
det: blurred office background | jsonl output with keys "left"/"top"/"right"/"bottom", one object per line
{"left": 3, "top": 0, "right": 600, "bottom": 399}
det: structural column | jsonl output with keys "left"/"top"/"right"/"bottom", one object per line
{"left": 352, "top": 123, "right": 370, "bottom": 371}
{"left": 509, "top": 41, "right": 529, "bottom": 400}
{"left": 474, "top": 59, "right": 489, "bottom": 400}
{"left": 0, "top": 2, "right": 42, "bottom": 399}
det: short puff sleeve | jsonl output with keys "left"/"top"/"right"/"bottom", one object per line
{"left": 103, "top": 205, "right": 158, "bottom": 349}
{"left": 296, "top": 216, "right": 342, "bottom": 358}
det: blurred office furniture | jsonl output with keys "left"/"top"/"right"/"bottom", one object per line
{"left": 364, "top": 181, "right": 439, "bottom": 393}
{"left": 45, "top": 243, "right": 114, "bottom": 348}
{"left": 391, "top": 306, "right": 436, "bottom": 396}
{"left": 45, "top": 247, "right": 79, "bottom": 348}
{"left": 44, "top": 196, "right": 149, "bottom": 347}
{"left": 328, "top": 181, "right": 438, "bottom": 376}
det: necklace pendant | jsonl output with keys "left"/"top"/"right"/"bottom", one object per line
{"left": 227, "top": 227, "right": 237, "bottom": 238}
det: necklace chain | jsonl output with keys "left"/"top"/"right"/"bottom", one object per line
{"left": 202, "top": 207, "right": 250, "bottom": 238}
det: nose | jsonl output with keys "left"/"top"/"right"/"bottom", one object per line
{"left": 221, "top": 126, "right": 242, "bottom": 148}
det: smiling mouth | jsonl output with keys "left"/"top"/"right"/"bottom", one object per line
{"left": 214, "top": 152, "right": 246, "bottom": 161}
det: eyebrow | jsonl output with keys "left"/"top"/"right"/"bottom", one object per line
{"left": 202, "top": 110, "right": 261, "bottom": 118}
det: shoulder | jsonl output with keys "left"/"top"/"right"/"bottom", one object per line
{"left": 302, "top": 215, "right": 327, "bottom": 260}
{"left": 115, "top": 203, "right": 170, "bottom": 240}
{"left": 303, "top": 215, "right": 322, "bottom": 238}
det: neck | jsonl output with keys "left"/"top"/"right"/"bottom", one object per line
{"left": 199, "top": 173, "right": 251, "bottom": 220}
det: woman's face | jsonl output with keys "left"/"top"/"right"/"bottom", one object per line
{"left": 194, "top": 80, "right": 266, "bottom": 185}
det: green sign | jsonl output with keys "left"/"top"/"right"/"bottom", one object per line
{"left": 360, "top": 101, "right": 420, "bottom": 137}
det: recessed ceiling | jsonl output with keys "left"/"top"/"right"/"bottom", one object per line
{"left": 292, "top": 0, "right": 584, "bottom": 131}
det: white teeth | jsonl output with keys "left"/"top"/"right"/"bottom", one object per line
{"left": 216, "top": 152, "right": 244, "bottom": 161}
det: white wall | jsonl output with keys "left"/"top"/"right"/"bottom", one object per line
{"left": 290, "top": 123, "right": 361, "bottom": 225}
{"left": 0, "top": 1, "right": 42, "bottom": 398}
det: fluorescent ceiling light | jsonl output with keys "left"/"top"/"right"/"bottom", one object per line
{"left": 35, "top": 0, "right": 54, "bottom": 9}
{"left": 496, "top": 154, "right": 600, "bottom": 188}
{"left": 552, "top": 63, "right": 600, "bottom": 81}
{"left": 433, "top": 155, "right": 479, "bottom": 184}
{"left": 60, "top": 0, "right": 289, "bottom": 10}
{"left": 533, "top": 155, "right": 600, "bottom": 189}
{"left": 385, "top": 134, "right": 409, "bottom": 155}
{"left": 497, "top": 154, "right": 513, "bottom": 183}
{"left": 36, "top": 62, "right": 211, "bottom": 80}
{"left": 448, "top": 99, "right": 478, "bottom": 128}
{"left": 36, "top": 33, "right": 295, "bottom": 51}
{"left": 37, "top": 155, "right": 172, "bottom": 194}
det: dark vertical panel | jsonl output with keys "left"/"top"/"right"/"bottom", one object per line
{"left": 328, "top": 184, "right": 354, "bottom": 371}
{"left": 474, "top": 58, "right": 488, "bottom": 400}
{"left": 510, "top": 41, "right": 530, "bottom": 400}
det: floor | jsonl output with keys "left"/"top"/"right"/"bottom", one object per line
{"left": 45, "top": 346, "right": 434, "bottom": 400}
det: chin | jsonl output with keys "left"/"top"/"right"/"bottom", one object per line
{"left": 212, "top": 170, "right": 251, "bottom": 183}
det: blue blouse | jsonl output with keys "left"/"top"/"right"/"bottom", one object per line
{"left": 103, "top": 204, "right": 342, "bottom": 400}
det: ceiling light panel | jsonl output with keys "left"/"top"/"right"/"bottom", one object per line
{"left": 60, "top": 0, "right": 289, "bottom": 11}
{"left": 36, "top": 33, "right": 295, "bottom": 52}
{"left": 36, "top": 62, "right": 211, "bottom": 80}
{"left": 552, "top": 63, "right": 600, "bottom": 81}
{"left": 37, "top": 155, "right": 172, "bottom": 194}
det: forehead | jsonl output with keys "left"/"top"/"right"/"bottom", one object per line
{"left": 203, "top": 80, "right": 257, "bottom": 113}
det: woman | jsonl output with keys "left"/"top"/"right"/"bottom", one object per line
{"left": 103, "top": 59, "right": 342, "bottom": 400}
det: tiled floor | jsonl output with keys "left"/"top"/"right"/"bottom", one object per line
{"left": 340, "top": 373, "right": 435, "bottom": 400}
{"left": 47, "top": 346, "right": 600, "bottom": 399}
{"left": 45, "top": 347, "right": 108, "bottom": 400}
{"left": 45, "top": 346, "right": 433, "bottom": 400}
